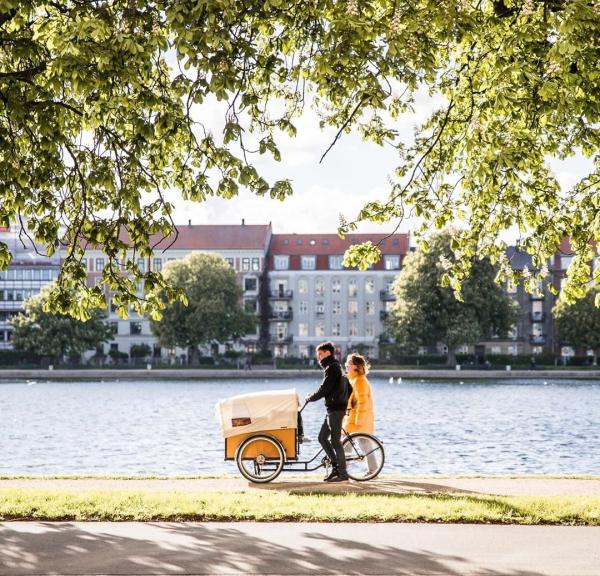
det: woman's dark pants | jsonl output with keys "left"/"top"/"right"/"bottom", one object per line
{"left": 318, "top": 410, "right": 348, "bottom": 478}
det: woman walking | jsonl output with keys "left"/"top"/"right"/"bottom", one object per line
{"left": 343, "top": 352, "right": 377, "bottom": 474}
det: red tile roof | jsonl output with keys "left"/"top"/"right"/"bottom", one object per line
{"left": 119, "top": 224, "right": 272, "bottom": 252}
{"left": 267, "top": 233, "right": 409, "bottom": 271}
{"left": 268, "top": 233, "right": 409, "bottom": 255}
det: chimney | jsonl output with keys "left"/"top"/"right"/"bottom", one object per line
{"left": 188, "top": 219, "right": 191, "bottom": 226}
{"left": 242, "top": 218, "right": 245, "bottom": 226}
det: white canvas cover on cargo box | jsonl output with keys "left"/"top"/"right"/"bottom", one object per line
{"left": 216, "top": 388, "right": 299, "bottom": 438}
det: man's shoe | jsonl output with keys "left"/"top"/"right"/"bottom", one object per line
{"left": 326, "top": 475, "right": 349, "bottom": 483}
{"left": 323, "top": 467, "right": 339, "bottom": 481}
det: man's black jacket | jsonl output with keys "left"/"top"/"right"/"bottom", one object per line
{"left": 307, "top": 354, "right": 348, "bottom": 412}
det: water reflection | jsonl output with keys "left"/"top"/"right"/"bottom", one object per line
{"left": 0, "top": 378, "right": 599, "bottom": 475}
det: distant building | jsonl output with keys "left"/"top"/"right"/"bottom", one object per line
{"left": 80, "top": 222, "right": 272, "bottom": 359}
{"left": 0, "top": 227, "right": 61, "bottom": 349}
{"left": 265, "top": 233, "right": 409, "bottom": 358}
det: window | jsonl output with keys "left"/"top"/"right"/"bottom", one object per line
{"left": 244, "top": 277, "right": 257, "bottom": 291}
{"left": 95, "top": 258, "right": 105, "bottom": 272}
{"left": 332, "top": 279, "right": 341, "bottom": 294}
{"left": 332, "top": 323, "right": 341, "bottom": 337}
{"left": 348, "top": 300, "right": 358, "bottom": 317}
{"left": 239, "top": 257, "right": 249, "bottom": 272}
{"left": 298, "top": 323, "right": 309, "bottom": 337}
{"left": 23, "top": 269, "right": 32, "bottom": 280}
{"left": 15, "top": 291, "right": 22, "bottom": 301}
{"left": 251, "top": 257, "right": 260, "bottom": 271}
{"left": 282, "top": 239, "right": 289, "bottom": 245}
{"left": 15, "top": 268, "right": 22, "bottom": 280}
{"left": 276, "top": 322, "right": 287, "bottom": 339}
{"left": 130, "top": 321, "right": 142, "bottom": 335}
{"left": 491, "top": 346, "right": 502, "bottom": 354}
{"left": 153, "top": 258, "right": 162, "bottom": 272}
{"left": 322, "top": 239, "right": 329, "bottom": 245}
{"left": 315, "top": 301, "right": 325, "bottom": 315}
{"left": 365, "top": 278, "right": 374, "bottom": 293}
{"left": 332, "top": 301, "right": 341, "bottom": 315}
{"left": 348, "top": 322, "right": 358, "bottom": 337}
{"left": 110, "top": 321, "right": 118, "bottom": 335}
{"left": 366, "top": 301, "right": 375, "bottom": 315}
{"left": 348, "top": 279, "right": 357, "bottom": 297}
{"left": 385, "top": 278, "right": 395, "bottom": 293}
{"left": 274, "top": 255, "right": 289, "bottom": 270}
{"left": 365, "top": 322, "right": 375, "bottom": 337}
{"left": 329, "top": 255, "right": 344, "bottom": 270}
{"left": 42, "top": 269, "right": 51, "bottom": 280}
{"left": 384, "top": 255, "right": 400, "bottom": 270}
{"left": 298, "top": 279, "right": 308, "bottom": 294}
{"left": 315, "top": 278, "right": 325, "bottom": 296}
{"left": 560, "top": 255, "right": 573, "bottom": 270}
{"left": 299, "top": 301, "right": 308, "bottom": 314}
{"left": 33, "top": 269, "right": 41, "bottom": 280}
{"left": 244, "top": 300, "right": 257, "bottom": 313}
{"left": 315, "top": 321, "right": 325, "bottom": 337}
{"left": 295, "top": 239, "right": 303, "bottom": 245}
{"left": 301, "top": 255, "right": 316, "bottom": 270}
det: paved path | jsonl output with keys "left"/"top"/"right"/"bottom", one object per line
{"left": 1, "top": 521, "right": 599, "bottom": 575}
{"left": 2, "top": 476, "right": 600, "bottom": 496}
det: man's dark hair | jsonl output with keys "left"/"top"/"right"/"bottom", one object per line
{"left": 316, "top": 341, "right": 335, "bottom": 355}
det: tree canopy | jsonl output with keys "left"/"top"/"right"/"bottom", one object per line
{"left": 389, "top": 230, "right": 519, "bottom": 365}
{"left": 552, "top": 285, "right": 600, "bottom": 363}
{"left": 1, "top": 0, "right": 598, "bottom": 317}
{"left": 10, "top": 283, "right": 112, "bottom": 362}
{"left": 149, "top": 252, "right": 255, "bottom": 362}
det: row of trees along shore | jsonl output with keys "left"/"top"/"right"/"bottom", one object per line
{"left": 7, "top": 232, "right": 600, "bottom": 367}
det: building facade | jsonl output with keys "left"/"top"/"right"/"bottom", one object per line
{"left": 0, "top": 227, "right": 61, "bottom": 349}
{"left": 81, "top": 222, "right": 272, "bottom": 359}
{"left": 265, "top": 233, "right": 409, "bottom": 358}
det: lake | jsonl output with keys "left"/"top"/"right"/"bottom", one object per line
{"left": 1, "top": 377, "right": 599, "bottom": 476}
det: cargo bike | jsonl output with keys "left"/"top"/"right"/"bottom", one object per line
{"left": 216, "top": 389, "right": 385, "bottom": 483}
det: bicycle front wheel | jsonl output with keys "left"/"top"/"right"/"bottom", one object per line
{"left": 342, "top": 433, "right": 384, "bottom": 481}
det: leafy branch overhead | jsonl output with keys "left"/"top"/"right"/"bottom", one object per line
{"left": 1, "top": 0, "right": 598, "bottom": 316}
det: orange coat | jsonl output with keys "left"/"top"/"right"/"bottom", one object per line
{"left": 343, "top": 374, "right": 375, "bottom": 434}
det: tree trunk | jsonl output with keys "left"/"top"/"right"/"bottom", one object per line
{"left": 188, "top": 345, "right": 200, "bottom": 366}
{"left": 445, "top": 345, "right": 457, "bottom": 368}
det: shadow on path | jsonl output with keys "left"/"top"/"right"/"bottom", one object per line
{"left": 0, "top": 522, "right": 545, "bottom": 576}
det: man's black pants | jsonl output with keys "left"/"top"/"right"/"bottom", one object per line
{"left": 318, "top": 410, "right": 348, "bottom": 478}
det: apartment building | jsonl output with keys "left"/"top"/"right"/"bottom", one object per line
{"left": 81, "top": 222, "right": 272, "bottom": 358}
{"left": 0, "top": 227, "right": 61, "bottom": 349}
{"left": 265, "top": 233, "right": 409, "bottom": 358}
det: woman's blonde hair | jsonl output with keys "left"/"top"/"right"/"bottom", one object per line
{"left": 346, "top": 352, "right": 370, "bottom": 376}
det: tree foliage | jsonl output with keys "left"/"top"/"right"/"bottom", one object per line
{"left": 10, "top": 283, "right": 112, "bottom": 362}
{"left": 389, "top": 230, "right": 519, "bottom": 365}
{"left": 149, "top": 252, "right": 255, "bottom": 361}
{"left": 1, "top": 0, "right": 598, "bottom": 317}
{"left": 552, "top": 285, "right": 600, "bottom": 361}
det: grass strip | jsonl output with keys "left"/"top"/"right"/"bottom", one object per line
{"left": 0, "top": 489, "right": 599, "bottom": 525}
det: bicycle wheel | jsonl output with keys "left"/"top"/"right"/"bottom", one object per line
{"left": 235, "top": 434, "right": 285, "bottom": 483}
{"left": 342, "top": 433, "right": 384, "bottom": 481}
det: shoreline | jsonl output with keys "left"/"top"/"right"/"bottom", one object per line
{"left": 0, "top": 367, "right": 599, "bottom": 380}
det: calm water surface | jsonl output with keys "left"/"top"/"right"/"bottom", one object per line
{"left": 1, "top": 377, "right": 599, "bottom": 475}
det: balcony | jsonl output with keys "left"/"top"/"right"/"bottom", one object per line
{"left": 379, "top": 290, "right": 396, "bottom": 301}
{"left": 530, "top": 311, "right": 545, "bottom": 323}
{"left": 530, "top": 334, "right": 547, "bottom": 345}
{"left": 380, "top": 310, "right": 389, "bottom": 321}
{"left": 271, "top": 334, "right": 293, "bottom": 344}
{"left": 269, "top": 289, "right": 293, "bottom": 299}
{"left": 269, "top": 309, "right": 293, "bottom": 321}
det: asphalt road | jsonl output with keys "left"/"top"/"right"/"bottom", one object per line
{"left": 1, "top": 521, "right": 599, "bottom": 576}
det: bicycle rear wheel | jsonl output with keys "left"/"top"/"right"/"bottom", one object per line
{"left": 342, "top": 433, "right": 384, "bottom": 481}
{"left": 235, "top": 434, "right": 285, "bottom": 483}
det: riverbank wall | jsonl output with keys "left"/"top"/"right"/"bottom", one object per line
{"left": 0, "top": 368, "right": 599, "bottom": 380}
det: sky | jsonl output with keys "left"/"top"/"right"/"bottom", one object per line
{"left": 162, "top": 49, "right": 592, "bottom": 239}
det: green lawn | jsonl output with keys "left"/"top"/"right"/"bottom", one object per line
{"left": 1, "top": 489, "right": 599, "bottom": 524}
